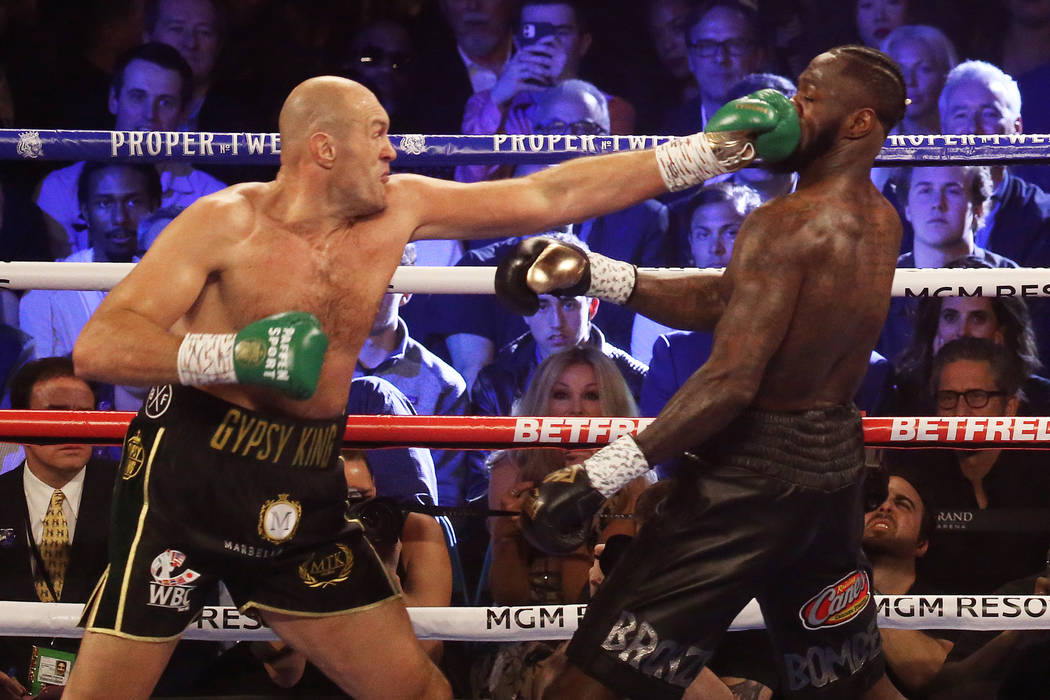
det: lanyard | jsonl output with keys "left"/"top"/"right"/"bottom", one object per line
{"left": 22, "top": 507, "right": 60, "bottom": 603}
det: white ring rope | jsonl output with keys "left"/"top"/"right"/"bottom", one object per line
{"left": 1, "top": 597, "right": 1047, "bottom": 642}
{"left": 2, "top": 262, "right": 1050, "bottom": 298}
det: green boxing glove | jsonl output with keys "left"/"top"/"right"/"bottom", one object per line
{"left": 706, "top": 88, "right": 800, "bottom": 163}
{"left": 177, "top": 311, "right": 329, "bottom": 400}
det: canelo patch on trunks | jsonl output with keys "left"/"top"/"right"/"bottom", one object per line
{"left": 144, "top": 384, "right": 343, "bottom": 470}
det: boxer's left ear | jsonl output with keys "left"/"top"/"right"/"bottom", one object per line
{"left": 844, "top": 107, "right": 877, "bottom": 139}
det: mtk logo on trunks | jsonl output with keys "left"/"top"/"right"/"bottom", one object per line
{"left": 799, "top": 570, "right": 871, "bottom": 630}
{"left": 600, "top": 610, "right": 711, "bottom": 689}
{"left": 209, "top": 408, "right": 339, "bottom": 468}
{"left": 122, "top": 430, "right": 145, "bottom": 480}
{"left": 258, "top": 493, "right": 302, "bottom": 544}
{"left": 784, "top": 617, "right": 882, "bottom": 691}
{"left": 148, "top": 549, "right": 201, "bottom": 612}
{"left": 298, "top": 543, "right": 354, "bottom": 588}
{"left": 145, "top": 385, "right": 173, "bottom": 418}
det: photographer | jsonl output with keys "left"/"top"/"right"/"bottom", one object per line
{"left": 343, "top": 450, "right": 452, "bottom": 662}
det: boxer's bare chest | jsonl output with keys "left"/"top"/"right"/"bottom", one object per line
{"left": 196, "top": 219, "right": 406, "bottom": 355}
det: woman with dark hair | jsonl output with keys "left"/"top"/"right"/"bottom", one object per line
{"left": 891, "top": 260, "right": 1049, "bottom": 414}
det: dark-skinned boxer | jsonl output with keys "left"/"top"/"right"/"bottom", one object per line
{"left": 497, "top": 46, "right": 910, "bottom": 700}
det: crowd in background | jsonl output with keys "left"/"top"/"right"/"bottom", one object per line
{"left": 2, "top": 0, "right": 1050, "bottom": 697}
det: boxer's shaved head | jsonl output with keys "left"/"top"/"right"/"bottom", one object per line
{"left": 279, "top": 76, "right": 383, "bottom": 161}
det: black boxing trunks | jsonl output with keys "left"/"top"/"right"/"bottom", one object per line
{"left": 568, "top": 405, "right": 884, "bottom": 699}
{"left": 80, "top": 385, "right": 398, "bottom": 641}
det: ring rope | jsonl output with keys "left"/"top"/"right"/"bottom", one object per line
{"left": 1, "top": 410, "right": 1049, "bottom": 449}
{"left": 2, "top": 262, "right": 1049, "bottom": 298}
{"left": 1, "top": 597, "right": 1048, "bottom": 642}
{"left": 3, "top": 129, "right": 1050, "bottom": 166}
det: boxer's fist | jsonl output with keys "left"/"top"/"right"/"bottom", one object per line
{"left": 234, "top": 312, "right": 328, "bottom": 399}
{"left": 520, "top": 465, "right": 606, "bottom": 555}
{"left": 706, "top": 89, "right": 800, "bottom": 163}
{"left": 495, "top": 237, "right": 590, "bottom": 315}
{"left": 178, "top": 311, "right": 329, "bottom": 400}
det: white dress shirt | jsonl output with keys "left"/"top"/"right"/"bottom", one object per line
{"left": 22, "top": 463, "right": 85, "bottom": 546}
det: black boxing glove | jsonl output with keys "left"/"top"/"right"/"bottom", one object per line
{"left": 520, "top": 465, "right": 606, "bottom": 555}
{"left": 520, "top": 436, "right": 652, "bottom": 555}
{"left": 494, "top": 237, "right": 637, "bottom": 316}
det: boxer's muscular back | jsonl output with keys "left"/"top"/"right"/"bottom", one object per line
{"left": 724, "top": 180, "right": 902, "bottom": 412}
{"left": 172, "top": 182, "right": 413, "bottom": 418}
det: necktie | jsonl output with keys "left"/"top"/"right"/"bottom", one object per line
{"left": 35, "top": 490, "right": 69, "bottom": 602}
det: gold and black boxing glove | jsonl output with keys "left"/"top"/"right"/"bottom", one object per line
{"left": 520, "top": 436, "right": 652, "bottom": 555}
{"left": 494, "top": 237, "right": 637, "bottom": 316}
{"left": 520, "top": 465, "right": 606, "bottom": 555}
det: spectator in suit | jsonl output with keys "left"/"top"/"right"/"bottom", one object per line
{"left": 938, "top": 60, "right": 1050, "bottom": 268}
{"left": 409, "top": 0, "right": 519, "bottom": 134}
{"left": 659, "top": 0, "right": 767, "bottom": 136}
{"left": 0, "top": 358, "right": 115, "bottom": 695}
{"left": 142, "top": 0, "right": 223, "bottom": 131}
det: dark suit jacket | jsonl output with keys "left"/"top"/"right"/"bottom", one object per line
{"left": 641, "top": 331, "right": 894, "bottom": 418}
{"left": 0, "top": 459, "right": 115, "bottom": 685}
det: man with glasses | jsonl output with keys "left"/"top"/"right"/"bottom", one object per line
{"left": 660, "top": 0, "right": 767, "bottom": 136}
{"left": 889, "top": 336, "right": 1050, "bottom": 595}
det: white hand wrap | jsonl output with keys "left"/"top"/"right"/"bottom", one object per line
{"left": 585, "top": 435, "right": 651, "bottom": 498}
{"left": 177, "top": 333, "right": 238, "bottom": 386}
{"left": 655, "top": 132, "right": 753, "bottom": 192}
{"left": 586, "top": 252, "right": 636, "bottom": 305}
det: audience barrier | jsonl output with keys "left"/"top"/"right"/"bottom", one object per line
{"left": 3, "top": 597, "right": 1050, "bottom": 642}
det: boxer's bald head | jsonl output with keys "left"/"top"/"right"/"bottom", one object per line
{"left": 279, "top": 76, "right": 382, "bottom": 160}
{"left": 278, "top": 76, "right": 396, "bottom": 215}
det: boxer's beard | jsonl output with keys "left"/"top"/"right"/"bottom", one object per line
{"left": 767, "top": 122, "right": 838, "bottom": 175}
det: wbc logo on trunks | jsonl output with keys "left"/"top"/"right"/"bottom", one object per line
{"left": 148, "top": 549, "right": 202, "bottom": 612}
{"left": 799, "top": 570, "right": 871, "bottom": 630}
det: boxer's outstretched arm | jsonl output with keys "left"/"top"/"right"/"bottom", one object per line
{"left": 626, "top": 269, "right": 727, "bottom": 332}
{"left": 73, "top": 197, "right": 236, "bottom": 386}
{"left": 402, "top": 149, "right": 667, "bottom": 241}
{"left": 633, "top": 229, "right": 805, "bottom": 464}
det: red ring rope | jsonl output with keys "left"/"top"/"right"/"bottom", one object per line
{"left": 0, "top": 411, "right": 1048, "bottom": 449}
